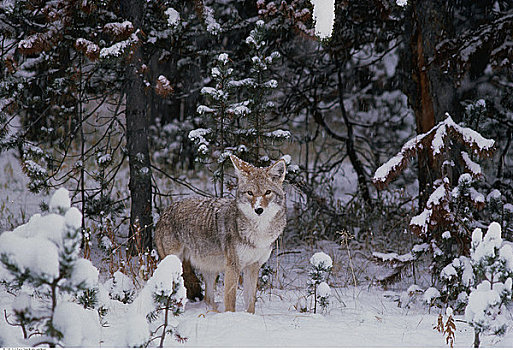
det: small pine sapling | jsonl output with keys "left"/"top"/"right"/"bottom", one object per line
{"left": 485, "top": 189, "right": 513, "bottom": 241}
{"left": 106, "top": 270, "right": 136, "bottom": 304}
{"left": 259, "top": 263, "right": 274, "bottom": 291}
{"left": 439, "top": 254, "right": 473, "bottom": 312}
{"left": 373, "top": 114, "right": 495, "bottom": 281}
{"left": 308, "top": 252, "right": 333, "bottom": 313}
{"left": 132, "top": 255, "right": 187, "bottom": 347}
{"left": 464, "top": 222, "right": 513, "bottom": 347}
{"left": 0, "top": 188, "right": 101, "bottom": 347}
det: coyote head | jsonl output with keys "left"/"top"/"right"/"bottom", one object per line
{"left": 230, "top": 155, "right": 286, "bottom": 220}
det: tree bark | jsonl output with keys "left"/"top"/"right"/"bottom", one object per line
{"left": 121, "top": 0, "right": 153, "bottom": 252}
{"left": 404, "top": 0, "right": 460, "bottom": 207}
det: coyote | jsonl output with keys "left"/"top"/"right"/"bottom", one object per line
{"left": 154, "top": 155, "right": 287, "bottom": 313}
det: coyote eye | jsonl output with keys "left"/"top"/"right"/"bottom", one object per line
{"left": 247, "top": 191, "right": 254, "bottom": 196}
{"left": 265, "top": 190, "right": 271, "bottom": 195}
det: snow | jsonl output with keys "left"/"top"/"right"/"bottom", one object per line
{"left": 197, "top": 105, "right": 215, "bottom": 114}
{"left": 310, "top": 0, "right": 335, "bottom": 39}
{"left": 396, "top": 0, "right": 408, "bottom": 6}
{"left": 132, "top": 255, "right": 186, "bottom": 318}
{"left": 69, "top": 258, "right": 99, "bottom": 288}
{"left": 228, "top": 78, "right": 255, "bottom": 88}
{"left": 410, "top": 208, "right": 432, "bottom": 235}
{"left": 218, "top": 53, "right": 229, "bottom": 64}
{"left": 201, "top": 86, "right": 226, "bottom": 100}
{"left": 422, "top": 287, "right": 440, "bottom": 303}
{"left": 431, "top": 122, "right": 447, "bottom": 156}
{"left": 12, "top": 292, "right": 32, "bottom": 313}
{"left": 53, "top": 301, "right": 101, "bottom": 347}
{"left": 373, "top": 154, "right": 403, "bottom": 182}
{"left": 264, "top": 79, "right": 278, "bottom": 88}
{"left": 23, "top": 159, "right": 47, "bottom": 176}
{"left": 281, "top": 154, "right": 292, "bottom": 164}
{"left": 317, "top": 281, "right": 331, "bottom": 297}
{"left": 461, "top": 151, "right": 482, "bottom": 177}
{"left": 412, "top": 243, "right": 429, "bottom": 253}
{"left": 472, "top": 223, "right": 502, "bottom": 263}
{"left": 104, "top": 21, "right": 134, "bottom": 36}
{"left": 64, "top": 207, "right": 82, "bottom": 230}
{"left": 441, "top": 264, "right": 457, "bottom": 280}
{"left": 469, "top": 187, "right": 485, "bottom": 207}
{"left": 106, "top": 270, "right": 135, "bottom": 302}
{"left": 75, "top": 38, "right": 99, "bottom": 57}
{"left": 373, "top": 252, "right": 414, "bottom": 263}
{"left": 49, "top": 187, "right": 71, "bottom": 213}
{"left": 227, "top": 105, "right": 250, "bottom": 116}
{"left": 465, "top": 281, "right": 500, "bottom": 325}
{"left": 97, "top": 153, "right": 112, "bottom": 166}
{"left": 472, "top": 228, "right": 483, "bottom": 248}
{"left": 265, "top": 129, "right": 291, "bottom": 139}
{"left": 124, "top": 314, "right": 150, "bottom": 347}
{"left": 426, "top": 183, "right": 446, "bottom": 208}
{"left": 164, "top": 7, "right": 180, "bottom": 27}
{"left": 203, "top": 5, "right": 221, "bottom": 35}
{"left": 446, "top": 114, "right": 494, "bottom": 152}
{"left": 499, "top": 244, "right": 513, "bottom": 271}
{"left": 487, "top": 189, "right": 502, "bottom": 202}
{"left": 100, "top": 32, "right": 139, "bottom": 59}
{"left": 310, "top": 252, "right": 333, "bottom": 269}
{"left": 0, "top": 231, "right": 60, "bottom": 279}
{"left": 2, "top": 237, "right": 512, "bottom": 347}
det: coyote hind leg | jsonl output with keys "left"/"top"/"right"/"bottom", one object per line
{"left": 182, "top": 258, "right": 203, "bottom": 301}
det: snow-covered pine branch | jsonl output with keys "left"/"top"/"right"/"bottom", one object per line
{"left": 373, "top": 114, "right": 495, "bottom": 190}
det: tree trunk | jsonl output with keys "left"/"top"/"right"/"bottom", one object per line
{"left": 404, "top": 0, "right": 460, "bottom": 207}
{"left": 122, "top": 0, "right": 153, "bottom": 252}
{"left": 473, "top": 330, "right": 480, "bottom": 348}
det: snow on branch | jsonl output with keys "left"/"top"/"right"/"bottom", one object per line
{"left": 75, "top": 38, "right": 100, "bottom": 60}
{"left": 155, "top": 75, "right": 173, "bottom": 97}
{"left": 193, "top": 0, "right": 221, "bottom": 35}
{"left": 461, "top": 151, "right": 483, "bottom": 178}
{"left": 103, "top": 21, "right": 134, "bottom": 40}
{"left": 410, "top": 181, "right": 450, "bottom": 236}
{"left": 100, "top": 31, "right": 140, "bottom": 59}
{"left": 373, "top": 114, "right": 495, "bottom": 190}
{"left": 372, "top": 133, "right": 425, "bottom": 189}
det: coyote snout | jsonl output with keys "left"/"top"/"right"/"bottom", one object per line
{"left": 154, "top": 155, "right": 287, "bottom": 313}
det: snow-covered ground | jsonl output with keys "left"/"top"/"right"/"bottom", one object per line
{"left": 2, "top": 238, "right": 512, "bottom": 347}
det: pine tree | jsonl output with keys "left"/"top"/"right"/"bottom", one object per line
{"left": 373, "top": 115, "right": 495, "bottom": 278}
{"left": 130, "top": 255, "right": 187, "bottom": 347}
{"left": 190, "top": 20, "right": 289, "bottom": 196}
{"left": 0, "top": 188, "right": 101, "bottom": 347}
{"left": 308, "top": 252, "right": 332, "bottom": 313}
{"left": 464, "top": 222, "right": 513, "bottom": 347}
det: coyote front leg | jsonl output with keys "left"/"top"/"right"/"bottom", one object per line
{"left": 243, "top": 262, "right": 260, "bottom": 313}
{"left": 224, "top": 258, "right": 239, "bottom": 312}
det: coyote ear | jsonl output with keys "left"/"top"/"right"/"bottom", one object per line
{"left": 230, "top": 155, "right": 253, "bottom": 179}
{"left": 267, "top": 159, "right": 286, "bottom": 183}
